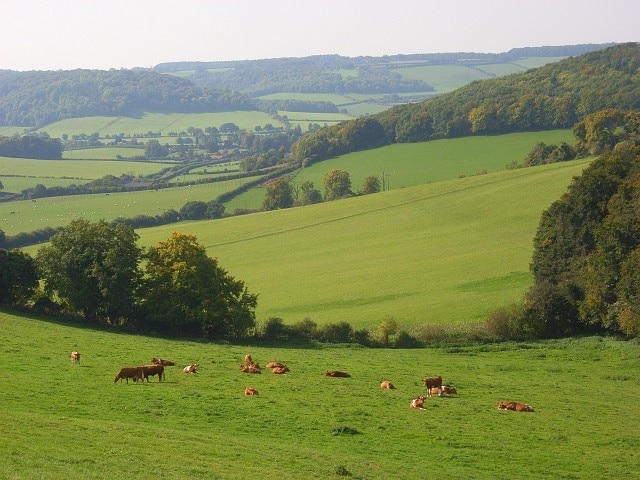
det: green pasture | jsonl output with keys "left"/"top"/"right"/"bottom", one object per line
{"left": 394, "top": 65, "right": 491, "bottom": 93}
{"left": 0, "top": 157, "right": 167, "bottom": 193}
{"left": 1, "top": 311, "right": 638, "bottom": 479}
{"left": 231, "top": 129, "right": 575, "bottom": 211}
{"left": 63, "top": 147, "right": 147, "bottom": 160}
{"left": 135, "top": 159, "right": 592, "bottom": 329}
{"left": 35, "top": 112, "right": 283, "bottom": 138}
{"left": 0, "top": 177, "right": 254, "bottom": 237}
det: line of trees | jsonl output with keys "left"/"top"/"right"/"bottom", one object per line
{"left": 1, "top": 220, "right": 258, "bottom": 339}
{"left": 489, "top": 110, "right": 640, "bottom": 338}
{"left": 291, "top": 44, "right": 640, "bottom": 164}
{"left": 0, "top": 135, "right": 63, "bottom": 159}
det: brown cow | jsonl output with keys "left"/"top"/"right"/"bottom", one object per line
{"left": 240, "top": 364, "right": 261, "bottom": 374}
{"left": 244, "top": 387, "right": 259, "bottom": 395}
{"left": 266, "top": 361, "right": 286, "bottom": 369}
{"left": 142, "top": 364, "right": 164, "bottom": 382}
{"left": 152, "top": 357, "right": 175, "bottom": 366}
{"left": 422, "top": 376, "right": 443, "bottom": 397}
{"left": 70, "top": 351, "right": 80, "bottom": 366}
{"left": 410, "top": 396, "right": 426, "bottom": 409}
{"left": 498, "top": 401, "right": 534, "bottom": 412}
{"left": 114, "top": 366, "right": 144, "bottom": 384}
{"left": 380, "top": 381, "right": 395, "bottom": 389}
{"left": 244, "top": 354, "right": 253, "bottom": 365}
{"left": 324, "top": 370, "right": 350, "bottom": 377}
{"left": 272, "top": 366, "right": 290, "bottom": 374}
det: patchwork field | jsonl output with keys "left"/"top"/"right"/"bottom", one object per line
{"left": 0, "top": 311, "right": 638, "bottom": 479}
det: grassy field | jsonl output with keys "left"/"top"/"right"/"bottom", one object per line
{"left": 1, "top": 310, "right": 638, "bottom": 479}
{"left": 1, "top": 177, "right": 255, "bottom": 237}
{"left": 34, "top": 112, "right": 283, "bottom": 138}
{"left": 134, "top": 158, "right": 592, "bottom": 330}
{"left": 229, "top": 129, "right": 575, "bottom": 211}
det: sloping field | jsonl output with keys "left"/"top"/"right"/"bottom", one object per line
{"left": 1, "top": 311, "right": 638, "bottom": 479}
{"left": 136, "top": 159, "right": 592, "bottom": 329}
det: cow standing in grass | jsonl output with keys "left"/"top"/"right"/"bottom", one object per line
{"left": 70, "top": 351, "right": 80, "bottom": 366}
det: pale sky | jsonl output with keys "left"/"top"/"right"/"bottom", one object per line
{"left": 1, "top": 0, "right": 638, "bottom": 71}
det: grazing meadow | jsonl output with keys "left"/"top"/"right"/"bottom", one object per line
{"left": 136, "top": 158, "right": 592, "bottom": 329}
{"left": 0, "top": 310, "right": 638, "bottom": 479}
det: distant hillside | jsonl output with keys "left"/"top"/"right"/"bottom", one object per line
{"left": 154, "top": 44, "right": 613, "bottom": 96}
{"left": 291, "top": 43, "right": 640, "bottom": 162}
{"left": 0, "top": 69, "right": 253, "bottom": 127}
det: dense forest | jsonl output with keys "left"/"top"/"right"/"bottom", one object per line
{"left": 0, "top": 69, "right": 253, "bottom": 127}
{"left": 155, "top": 44, "right": 612, "bottom": 95}
{"left": 291, "top": 43, "right": 640, "bottom": 162}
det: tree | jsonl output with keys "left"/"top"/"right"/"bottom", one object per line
{"left": 179, "top": 201, "right": 208, "bottom": 220}
{"left": 361, "top": 175, "right": 381, "bottom": 195}
{"left": 324, "top": 169, "right": 352, "bottom": 200}
{"left": 263, "top": 177, "right": 294, "bottom": 210}
{"left": 0, "top": 248, "right": 38, "bottom": 306}
{"left": 145, "top": 139, "right": 169, "bottom": 158}
{"left": 36, "top": 219, "right": 142, "bottom": 323}
{"left": 142, "top": 232, "right": 257, "bottom": 339}
{"left": 299, "top": 180, "right": 322, "bottom": 205}
{"left": 206, "top": 200, "right": 225, "bottom": 219}
{"left": 375, "top": 315, "right": 398, "bottom": 347}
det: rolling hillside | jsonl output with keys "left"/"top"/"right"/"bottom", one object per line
{"left": 130, "top": 158, "right": 592, "bottom": 329}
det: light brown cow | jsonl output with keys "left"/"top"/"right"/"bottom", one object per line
{"left": 114, "top": 366, "right": 144, "bottom": 384}
{"left": 70, "top": 351, "right": 80, "bottom": 365}
{"left": 240, "top": 364, "right": 261, "bottom": 374}
{"left": 244, "top": 354, "right": 253, "bottom": 365}
{"left": 142, "top": 364, "right": 164, "bottom": 382}
{"left": 244, "top": 387, "right": 259, "bottom": 395}
{"left": 266, "top": 361, "right": 286, "bottom": 369}
{"left": 183, "top": 363, "right": 199, "bottom": 374}
{"left": 422, "top": 376, "right": 443, "bottom": 397}
{"left": 410, "top": 396, "right": 426, "bottom": 409}
{"left": 152, "top": 357, "right": 175, "bottom": 366}
{"left": 498, "top": 401, "right": 534, "bottom": 412}
{"left": 272, "top": 366, "right": 290, "bottom": 374}
{"left": 380, "top": 381, "right": 395, "bottom": 389}
{"left": 324, "top": 370, "right": 350, "bottom": 378}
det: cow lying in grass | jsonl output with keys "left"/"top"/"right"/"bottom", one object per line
{"left": 266, "top": 361, "right": 286, "bottom": 369}
{"left": 380, "top": 381, "right": 395, "bottom": 389}
{"left": 244, "top": 387, "right": 259, "bottom": 395}
{"left": 272, "top": 366, "right": 290, "bottom": 374}
{"left": 183, "top": 364, "right": 199, "bottom": 374}
{"left": 240, "top": 363, "right": 261, "bottom": 374}
{"left": 324, "top": 370, "right": 350, "bottom": 378}
{"left": 410, "top": 396, "right": 426, "bottom": 410}
{"left": 498, "top": 401, "right": 534, "bottom": 412}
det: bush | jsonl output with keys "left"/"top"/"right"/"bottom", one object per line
{"left": 262, "top": 317, "right": 289, "bottom": 340}
{"left": 393, "top": 330, "right": 423, "bottom": 348}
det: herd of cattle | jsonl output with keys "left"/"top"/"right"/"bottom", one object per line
{"left": 71, "top": 351, "right": 534, "bottom": 412}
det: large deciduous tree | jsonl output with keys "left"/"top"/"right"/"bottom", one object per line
{"left": 36, "top": 219, "right": 142, "bottom": 323}
{"left": 142, "top": 232, "right": 257, "bottom": 339}
{"left": 263, "top": 177, "right": 294, "bottom": 210}
{"left": 324, "top": 169, "right": 352, "bottom": 200}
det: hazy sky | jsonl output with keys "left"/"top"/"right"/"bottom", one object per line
{"left": 2, "top": 0, "right": 638, "bottom": 71}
